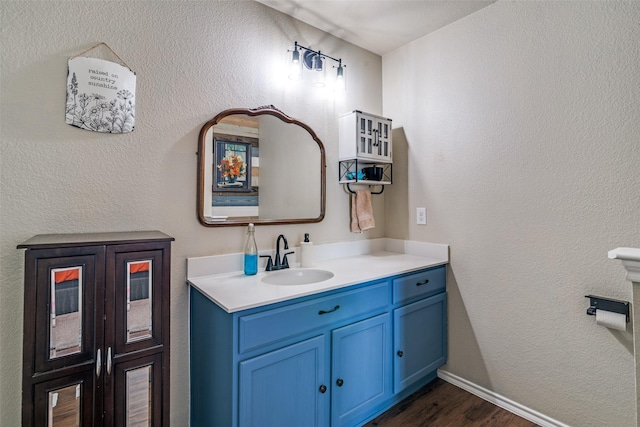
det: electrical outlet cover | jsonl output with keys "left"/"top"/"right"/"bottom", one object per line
{"left": 417, "top": 207, "right": 426, "bottom": 225}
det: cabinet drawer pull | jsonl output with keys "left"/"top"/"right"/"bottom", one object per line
{"left": 336, "top": 378, "right": 344, "bottom": 387}
{"left": 96, "top": 349, "right": 102, "bottom": 378}
{"left": 106, "top": 347, "right": 112, "bottom": 375}
{"left": 319, "top": 385, "right": 327, "bottom": 393}
{"left": 397, "top": 350, "right": 404, "bottom": 357}
{"left": 318, "top": 305, "right": 340, "bottom": 315}
{"left": 416, "top": 279, "right": 430, "bottom": 286}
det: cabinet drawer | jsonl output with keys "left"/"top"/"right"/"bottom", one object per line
{"left": 392, "top": 266, "right": 445, "bottom": 304}
{"left": 239, "top": 282, "right": 390, "bottom": 354}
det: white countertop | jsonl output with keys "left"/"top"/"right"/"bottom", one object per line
{"left": 187, "top": 238, "right": 449, "bottom": 313}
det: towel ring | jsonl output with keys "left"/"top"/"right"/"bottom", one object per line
{"left": 345, "top": 183, "right": 384, "bottom": 195}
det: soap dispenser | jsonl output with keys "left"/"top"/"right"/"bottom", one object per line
{"left": 300, "top": 233, "right": 313, "bottom": 268}
{"left": 244, "top": 223, "right": 258, "bottom": 275}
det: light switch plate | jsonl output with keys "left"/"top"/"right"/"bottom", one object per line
{"left": 417, "top": 207, "right": 426, "bottom": 225}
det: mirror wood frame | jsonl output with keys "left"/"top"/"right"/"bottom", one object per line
{"left": 197, "top": 106, "right": 326, "bottom": 227}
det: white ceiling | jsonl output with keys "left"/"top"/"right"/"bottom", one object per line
{"left": 255, "top": 0, "right": 496, "bottom": 56}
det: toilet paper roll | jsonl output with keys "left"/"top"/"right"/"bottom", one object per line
{"left": 596, "top": 309, "right": 627, "bottom": 331}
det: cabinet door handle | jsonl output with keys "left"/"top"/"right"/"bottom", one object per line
{"left": 319, "top": 385, "right": 327, "bottom": 393}
{"left": 96, "top": 349, "right": 102, "bottom": 378}
{"left": 318, "top": 305, "right": 340, "bottom": 315}
{"left": 106, "top": 347, "right": 112, "bottom": 375}
{"left": 416, "top": 279, "right": 430, "bottom": 286}
{"left": 397, "top": 350, "right": 404, "bottom": 357}
{"left": 336, "top": 378, "right": 344, "bottom": 387}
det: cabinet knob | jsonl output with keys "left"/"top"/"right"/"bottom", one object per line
{"left": 416, "top": 279, "right": 430, "bottom": 286}
{"left": 336, "top": 378, "right": 344, "bottom": 387}
{"left": 397, "top": 350, "right": 404, "bottom": 357}
{"left": 319, "top": 385, "right": 327, "bottom": 393}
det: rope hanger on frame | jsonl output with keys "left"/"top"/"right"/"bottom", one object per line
{"left": 70, "top": 42, "right": 133, "bottom": 71}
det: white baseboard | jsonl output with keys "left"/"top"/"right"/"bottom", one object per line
{"left": 437, "top": 369, "right": 569, "bottom": 427}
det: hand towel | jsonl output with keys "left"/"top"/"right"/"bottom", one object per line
{"left": 350, "top": 190, "right": 375, "bottom": 233}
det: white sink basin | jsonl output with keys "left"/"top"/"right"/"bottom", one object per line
{"left": 261, "top": 268, "right": 334, "bottom": 286}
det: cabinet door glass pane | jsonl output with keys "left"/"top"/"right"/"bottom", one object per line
{"left": 126, "top": 261, "right": 153, "bottom": 343}
{"left": 48, "top": 383, "right": 81, "bottom": 427}
{"left": 126, "top": 365, "right": 152, "bottom": 426}
{"left": 382, "top": 123, "right": 390, "bottom": 157}
{"left": 50, "top": 267, "right": 82, "bottom": 359}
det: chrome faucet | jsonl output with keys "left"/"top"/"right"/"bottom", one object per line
{"left": 261, "top": 234, "right": 294, "bottom": 271}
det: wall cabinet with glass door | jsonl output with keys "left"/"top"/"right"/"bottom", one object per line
{"left": 18, "top": 231, "right": 173, "bottom": 427}
{"left": 338, "top": 110, "right": 393, "bottom": 191}
{"left": 339, "top": 110, "right": 392, "bottom": 163}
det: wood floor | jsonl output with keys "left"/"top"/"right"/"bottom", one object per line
{"left": 365, "top": 379, "right": 539, "bottom": 427}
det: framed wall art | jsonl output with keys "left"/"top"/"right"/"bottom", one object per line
{"left": 66, "top": 43, "right": 136, "bottom": 133}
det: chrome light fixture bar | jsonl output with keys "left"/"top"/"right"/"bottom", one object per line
{"left": 289, "top": 41, "right": 345, "bottom": 90}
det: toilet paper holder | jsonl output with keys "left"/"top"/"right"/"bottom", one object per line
{"left": 585, "top": 295, "right": 629, "bottom": 322}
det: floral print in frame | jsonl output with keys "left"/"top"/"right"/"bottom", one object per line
{"left": 66, "top": 57, "right": 136, "bottom": 133}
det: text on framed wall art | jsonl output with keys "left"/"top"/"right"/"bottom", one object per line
{"left": 66, "top": 55, "right": 136, "bottom": 133}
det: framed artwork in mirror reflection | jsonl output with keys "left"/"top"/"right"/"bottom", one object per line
{"left": 214, "top": 139, "right": 252, "bottom": 192}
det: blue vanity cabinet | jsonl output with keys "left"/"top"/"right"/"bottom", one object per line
{"left": 392, "top": 267, "right": 447, "bottom": 394}
{"left": 190, "top": 280, "right": 390, "bottom": 427}
{"left": 190, "top": 264, "right": 447, "bottom": 427}
{"left": 238, "top": 283, "right": 391, "bottom": 427}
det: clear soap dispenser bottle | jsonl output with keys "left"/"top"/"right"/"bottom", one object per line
{"left": 244, "top": 223, "right": 258, "bottom": 275}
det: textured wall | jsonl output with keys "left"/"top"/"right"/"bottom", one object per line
{"left": 383, "top": 1, "right": 640, "bottom": 425}
{"left": 0, "top": 1, "right": 382, "bottom": 424}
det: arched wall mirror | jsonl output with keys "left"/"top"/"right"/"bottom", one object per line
{"left": 197, "top": 106, "right": 326, "bottom": 227}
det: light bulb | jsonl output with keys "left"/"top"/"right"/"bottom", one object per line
{"left": 288, "top": 57, "right": 302, "bottom": 80}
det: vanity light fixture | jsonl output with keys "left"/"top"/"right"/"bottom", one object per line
{"left": 288, "top": 41, "right": 346, "bottom": 91}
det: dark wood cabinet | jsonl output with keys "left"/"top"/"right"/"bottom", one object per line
{"left": 18, "top": 231, "right": 173, "bottom": 427}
